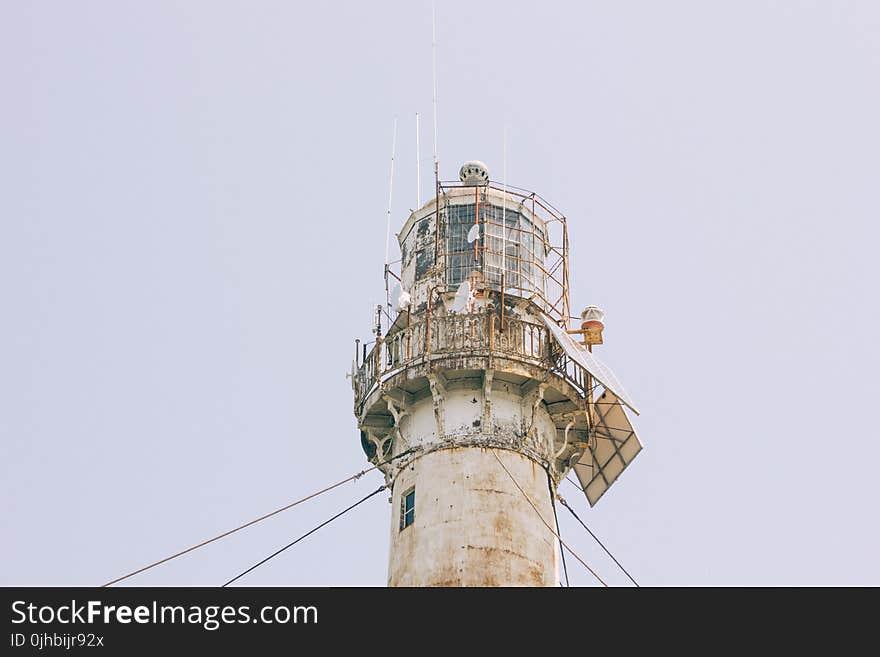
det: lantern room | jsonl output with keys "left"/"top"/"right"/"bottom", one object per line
{"left": 393, "top": 161, "right": 570, "bottom": 325}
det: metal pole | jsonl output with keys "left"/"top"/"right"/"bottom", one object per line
{"left": 500, "top": 130, "right": 507, "bottom": 334}
{"left": 385, "top": 118, "right": 398, "bottom": 316}
{"left": 562, "top": 218, "right": 570, "bottom": 328}
{"left": 416, "top": 112, "right": 421, "bottom": 209}
{"left": 473, "top": 186, "right": 479, "bottom": 263}
{"left": 431, "top": 0, "right": 442, "bottom": 272}
{"left": 500, "top": 272, "right": 505, "bottom": 335}
{"left": 431, "top": 0, "right": 438, "bottom": 179}
{"left": 375, "top": 305, "right": 383, "bottom": 374}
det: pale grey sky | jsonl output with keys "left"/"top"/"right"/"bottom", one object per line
{"left": 2, "top": 1, "right": 878, "bottom": 586}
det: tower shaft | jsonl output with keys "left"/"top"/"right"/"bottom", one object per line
{"left": 352, "top": 167, "right": 643, "bottom": 587}
{"left": 386, "top": 384, "right": 559, "bottom": 586}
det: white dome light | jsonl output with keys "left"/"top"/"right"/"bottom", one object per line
{"left": 459, "top": 160, "right": 490, "bottom": 185}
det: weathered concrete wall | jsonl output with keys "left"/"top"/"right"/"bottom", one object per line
{"left": 388, "top": 447, "right": 559, "bottom": 587}
{"left": 393, "top": 381, "right": 558, "bottom": 457}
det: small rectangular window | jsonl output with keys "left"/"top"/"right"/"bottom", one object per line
{"left": 400, "top": 487, "right": 415, "bottom": 530}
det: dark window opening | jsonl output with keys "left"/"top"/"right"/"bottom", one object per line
{"left": 400, "top": 487, "right": 415, "bottom": 530}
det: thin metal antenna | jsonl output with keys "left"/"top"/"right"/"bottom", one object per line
{"left": 415, "top": 112, "right": 421, "bottom": 208}
{"left": 502, "top": 127, "right": 508, "bottom": 274}
{"left": 384, "top": 117, "right": 398, "bottom": 267}
{"left": 384, "top": 117, "right": 398, "bottom": 323}
{"left": 501, "top": 127, "right": 508, "bottom": 332}
{"left": 431, "top": 0, "right": 439, "bottom": 183}
{"left": 431, "top": 0, "right": 442, "bottom": 268}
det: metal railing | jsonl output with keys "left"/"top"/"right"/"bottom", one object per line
{"left": 552, "top": 351, "right": 591, "bottom": 395}
{"left": 354, "top": 312, "right": 550, "bottom": 411}
{"left": 438, "top": 180, "right": 571, "bottom": 327}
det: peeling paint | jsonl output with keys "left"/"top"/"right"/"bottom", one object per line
{"left": 355, "top": 186, "right": 584, "bottom": 587}
{"left": 387, "top": 448, "right": 558, "bottom": 587}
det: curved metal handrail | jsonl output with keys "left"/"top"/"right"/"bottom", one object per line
{"left": 354, "top": 312, "right": 550, "bottom": 411}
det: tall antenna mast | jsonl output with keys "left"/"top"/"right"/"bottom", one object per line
{"left": 501, "top": 128, "right": 508, "bottom": 331}
{"left": 431, "top": 0, "right": 439, "bottom": 185}
{"left": 502, "top": 128, "right": 508, "bottom": 272}
{"left": 431, "top": 0, "right": 442, "bottom": 266}
{"left": 416, "top": 113, "right": 421, "bottom": 208}
{"left": 384, "top": 117, "right": 398, "bottom": 321}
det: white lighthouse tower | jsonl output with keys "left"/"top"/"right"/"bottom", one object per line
{"left": 352, "top": 161, "right": 643, "bottom": 586}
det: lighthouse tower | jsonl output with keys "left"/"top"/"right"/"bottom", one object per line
{"left": 352, "top": 161, "right": 642, "bottom": 586}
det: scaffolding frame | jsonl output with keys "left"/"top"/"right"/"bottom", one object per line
{"left": 436, "top": 179, "right": 571, "bottom": 329}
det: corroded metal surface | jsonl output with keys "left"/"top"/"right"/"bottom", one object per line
{"left": 353, "top": 305, "right": 595, "bottom": 587}
{"left": 395, "top": 182, "right": 570, "bottom": 326}
{"left": 351, "top": 178, "right": 621, "bottom": 587}
{"left": 354, "top": 311, "right": 552, "bottom": 413}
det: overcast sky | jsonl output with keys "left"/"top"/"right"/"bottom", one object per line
{"left": 2, "top": 1, "right": 879, "bottom": 586}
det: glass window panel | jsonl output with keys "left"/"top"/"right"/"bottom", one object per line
{"left": 444, "top": 202, "right": 547, "bottom": 296}
{"left": 401, "top": 488, "right": 416, "bottom": 530}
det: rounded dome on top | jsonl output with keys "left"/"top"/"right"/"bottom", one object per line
{"left": 459, "top": 160, "right": 490, "bottom": 185}
{"left": 581, "top": 305, "right": 605, "bottom": 325}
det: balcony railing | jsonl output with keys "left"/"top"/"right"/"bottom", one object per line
{"left": 353, "top": 312, "right": 550, "bottom": 411}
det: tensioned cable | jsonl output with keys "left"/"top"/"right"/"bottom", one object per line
{"left": 547, "top": 472, "right": 569, "bottom": 587}
{"left": 490, "top": 450, "right": 607, "bottom": 587}
{"left": 102, "top": 448, "right": 416, "bottom": 587}
{"left": 560, "top": 478, "right": 639, "bottom": 587}
{"left": 222, "top": 484, "right": 387, "bottom": 587}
